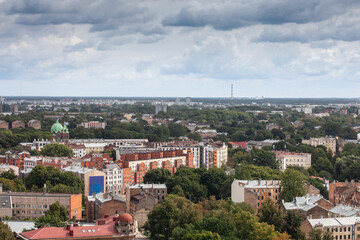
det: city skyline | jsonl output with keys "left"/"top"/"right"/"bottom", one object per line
{"left": 1, "top": 0, "right": 360, "bottom": 98}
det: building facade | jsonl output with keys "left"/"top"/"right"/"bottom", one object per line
{"left": 77, "top": 121, "right": 107, "bottom": 129}
{"left": 231, "top": 180, "right": 281, "bottom": 211}
{"left": 302, "top": 137, "right": 337, "bottom": 154}
{"left": 275, "top": 151, "right": 312, "bottom": 171}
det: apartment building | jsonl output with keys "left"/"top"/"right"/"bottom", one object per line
{"left": 0, "top": 186, "right": 82, "bottom": 220}
{"left": 202, "top": 142, "right": 228, "bottom": 169}
{"left": 302, "top": 217, "right": 360, "bottom": 240}
{"left": 274, "top": 151, "right": 312, "bottom": 171}
{"left": 160, "top": 141, "right": 201, "bottom": 168}
{"left": 302, "top": 137, "right": 337, "bottom": 154}
{"left": 231, "top": 179, "right": 281, "bottom": 211}
{"left": 103, "top": 164, "right": 123, "bottom": 196}
{"left": 68, "top": 144, "right": 86, "bottom": 158}
{"left": 77, "top": 121, "right": 106, "bottom": 129}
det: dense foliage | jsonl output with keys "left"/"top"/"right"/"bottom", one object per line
{"left": 35, "top": 202, "right": 69, "bottom": 228}
{"left": 25, "top": 165, "right": 83, "bottom": 194}
{"left": 40, "top": 143, "right": 73, "bottom": 157}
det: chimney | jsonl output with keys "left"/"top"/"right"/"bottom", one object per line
{"left": 69, "top": 230, "right": 74, "bottom": 236}
{"left": 103, "top": 193, "right": 109, "bottom": 199}
{"left": 73, "top": 223, "right": 79, "bottom": 227}
{"left": 92, "top": 192, "right": 96, "bottom": 198}
{"left": 66, "top": 224, "right": 71, "bottom": 230}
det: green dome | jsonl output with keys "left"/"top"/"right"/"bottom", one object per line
{"left": 51, "top": 119, "right": 63, "bottom": 133}
{"left": 62, "top": 125, "right": 69, "bottom": 133}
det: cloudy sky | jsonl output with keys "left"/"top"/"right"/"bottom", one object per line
{"left": 1, "top": 0, "right": 360, "bottom": 98}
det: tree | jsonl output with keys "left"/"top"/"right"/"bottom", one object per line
{"left": 35, "top": 201, "right": 68, "bottom": 228}
{"left": 250, "top": 149, "right": 279, "bottom": 170}
{"left": 257, "top": 198, "right": 285, "bottom": 232}
{"left": 279, "top": 169, "right": 307, "bottom": 202}
{"left": 143, "top": 168, "right": 171, "bottom": 184}
{"left": 283, "top": 210, "right": 305, "bottom": 240}
{"left": 145, "top": 195, "right": 202, "bottom": 239}
{"left": 0, "top": 219, "right": 16, "bottom": 240}
{"left": 40, "top": 143, "right": 73, "bottom": 157}
{"left": 188, "top": 132, "right": 202, "bottom": 141}
{"left": 200, "top": 168, "right": 227, "bottom": 199}
{"left": 168, "top": 123, "right": 187, "bottom": 137}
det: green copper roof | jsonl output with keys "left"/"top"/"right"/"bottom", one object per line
{"left": 62, "top": 125, "right": 69, "bottom": 133}
{"left": 51, "top": 119, "right": 63, "bottom": 133}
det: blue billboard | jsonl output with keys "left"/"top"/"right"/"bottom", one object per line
{"left": 89, "top": 176, "right": 104, "bottom": 195}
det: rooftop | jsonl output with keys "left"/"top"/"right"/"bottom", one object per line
{"left": 308, "top": 217, "right": 360, "bottom": 228}
{"left": 129, "top": 184, "right": 167, "bottom": 189}
{"left": 329, "top": 204, "right": 360, "bottom": 217}
{"left": 0, "top": 192, "right": 80, "bottom": 198}
{"left": 233, "top": 180, "right": 281, "bottom": 189}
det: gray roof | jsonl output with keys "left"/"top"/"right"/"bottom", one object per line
{"left": 282, "top": 194, "right": 324, "bottom": 211}
{"left": 103, "top": 163, "right": 121, "bottom": 170}
{"left": 87, "top": 192, "right": 125, "bottom": 203}
{"left": 0, "top": 196, "right": 11, "bottom": 209}
{"left": 233, "top": 180, "right": 280, "bottom": 189}
{"left": 62, "top": 165, "right": 94, "bottom": 174}
{"left": 329, "top": 204, "right": 360, "bottom": 217}
{"left": 5, "top": 221, "right": 35, "bottom": 233}
{"left": 129, "top": 184, "right": 167, "bottom": 189}
{"left": 308, "top": 217, "right": 360, "bottom": 228}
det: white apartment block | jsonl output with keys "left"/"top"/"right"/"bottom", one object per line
{"left": 77, "top": 121, "right": 106, "bottom": 129}
{"left": 103, "top": 164, "right": 123, "bottom": 196}
{"left": 68, "top": 144, "right": 86, "bottom": 158}
{"left": 302, "top": 137, "right": 336, "bottom": 154}
{"left": 275, "top": 151, "right": 312, "bottom": 171}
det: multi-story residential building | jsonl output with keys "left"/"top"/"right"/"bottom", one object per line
{"left": 84, "top": 142, "right": 108, "bottom": 154}
{"left": 245, "top": 140, "right": 280, "bottom": 151}
{"left": 274, "top": 151, "right": 312, "bottom": 171}
{"left": 0, "top": 151, "right": 30, "bottom": 174}
{"left": 28, "top": 120, "right": 41, "bottom": 130}
{"left": 19, "top": 213, "right": 138, "bottom": 240}
{"left": 68, "top": 144, "right": 86, "bottom": 158}
{"left": 329, "top": 181, "right": 360, "bottom": 207}
{"left": 86, "top": 192, "right": 126, "bottom": 223}
{"left": 127, "top": 184, "right": 167, "bottom": 204}
{"left": 12, "top": 120, "right": 25, "bottom": 129}
{"left": 77, "top": 121, "right": 107, "bottom": 129}
{"left": 228, "top": 141, "right": 247, "bottom": 149}
{"left": 302, "top": 137, "right": 337, "bottom": 154}
{"left": 231, "top": 179, "right": 281, "bottom": 211}
{"left": 119, "top": 150, "right": 195, "bottom": 185}
{"left": 202, "top": 142, "right": 228, "bottom": 169}
{"left": 62, "top": 165, "right": 105, "bottom": 196}
{"left": 195, "top": 129, "right": 217, "bottom": 139}
{"left": 160, "top": 141, "right": 201, "bottom": 168}
{"left": 301, "top": 217, "right": 360, "bottom": 240}
{"left": 0, "top": 120, "right": 9, "bottom": 130}
{"left": 21, "top": 139, "right": 148, "bottom": 152}
{"left": 0, "top": 185, "right": 82, "bottom": 220}
{"left": 103, "top": 164, "right": 123, "bottom": 196}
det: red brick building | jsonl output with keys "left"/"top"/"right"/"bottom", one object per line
{"left": 0, "top": 120, "right": 8, "bottom": 130}
{"left": 12, "top": 120, "right": 25, "bottom": 129}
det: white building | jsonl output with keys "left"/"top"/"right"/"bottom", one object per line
{"left": 68, "top": 144, "right": 86, "bottom": 158}
{"left": 77, "top": 121, "right": 106, "bottom": 129}
{"left": 275, "top": 151, "right": 312, "bottom": 171}
{"left": 103, "top": 164, "right": 123, "bottom": 196}
{"left": 0, "top": 164, "right": 19, "bottom": 176}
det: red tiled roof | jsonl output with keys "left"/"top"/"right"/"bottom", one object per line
{"left": 19, "top": 215, "right": 131, "bottom": 239}
{"left": 229, "top": 142, "right": 247, "bottom": 149}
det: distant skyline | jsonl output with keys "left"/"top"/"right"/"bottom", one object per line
{"left": 1, "top": 0, "right": 360, "bottom": 98}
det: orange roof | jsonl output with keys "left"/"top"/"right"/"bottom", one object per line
{"left": 119, "top": 213, "right": 133, "bottom": 222}
{"left": 229, "top": 142, "right": 247, "bottom": 149}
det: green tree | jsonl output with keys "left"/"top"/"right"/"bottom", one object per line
{"left": 143, "top": 168, "right": 171, "bottom": 184}
{"left": 168, "top": 123, "right": 187, "bottom": 137}
{"left": 35, "top": 201, "right": 69, "bottom": 228}
{"left": 200, "top": 168, "right": 227, "bottom": 199}
{"left": 0, "top": 219, "right": 16, "bottom": 240}
{"left": 40, "top": 143, "right": 73, "bottom": 157}
{"left": 250, "top": 149, "right": 279, "bottom": 170}
{"left": 145, "top": 195, "right": 202, "bottom": 239}
{"left": 283, "top": 210, "right": 305, "bottom": 240}
{"left": 279, "top": 169, "right": 307, "bottom": 202}
{"left": 257, "top": 198, "right": 285, "bottom": 232}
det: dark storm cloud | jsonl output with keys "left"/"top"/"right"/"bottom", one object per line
{"left": 162, "top": 0, "right": 360, "bottom": 30}
{"left": 3, "top": 0, "right": 161, "bottom": 35}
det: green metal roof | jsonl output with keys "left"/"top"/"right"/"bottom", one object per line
{"left": 51, "top": 119, "right": 63, "bottom": 133}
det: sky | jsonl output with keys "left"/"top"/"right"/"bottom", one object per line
{"left": 1, "top": 0, "right": 360, "bottom": 98}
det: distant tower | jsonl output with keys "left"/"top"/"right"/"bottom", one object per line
{"left": 231, "top": 84, "right": 233, "bottom": 100}
{"left": 0, "top": 97, "right": 2, "bottom": 113}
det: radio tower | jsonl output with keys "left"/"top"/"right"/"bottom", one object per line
{"left": 231, "top": 84, "right": 233, "bottom": 100}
